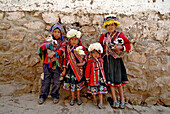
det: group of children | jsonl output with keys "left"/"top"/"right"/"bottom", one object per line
{"left": 38, "top": 14, "right": 131, "bottom": 109}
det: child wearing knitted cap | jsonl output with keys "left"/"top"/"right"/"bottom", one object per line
{"left": 62, "top": 29, "right": 88, "bottom": 106}
{"left": 85, "top": 43, "right": 108, "bottom": 109}
{"left": 38, "top": 22, "right": 66, "bottom": 104}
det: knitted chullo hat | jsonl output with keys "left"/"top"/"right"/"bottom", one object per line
{"left": 102, "top": 14, "right": 120, "bottom": 28}
{"left": 88, "top": 43, "right": 103, "bottom": 54}
{"left": 66, "top": 29, "right": 81, "bottom": 39}
{"left": 50, "top": 22, "right": 63, "bottom": 40}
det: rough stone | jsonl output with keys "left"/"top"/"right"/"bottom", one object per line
{"left": 6, "top": 29, "right": 26, "bottom": 42}
{"left": 148, "top": 66, "right": 161, "bottom": 78}
{"left": 160, "top": 93, "right": 170, "bottom": 106}
{"left": 149, "top": 56, "right": 159, "bottom": 66}
{"left": 28, "top": 57, "right": 40, "bottom": 67}
{"left": 158, "top": 55, "right": 168, "bottom": 64}
{"left": 0, "top": 22, "right": 11, "bottom": 30}
{"left": 155, "top": 76, "right": 170, "bottom": 89}
{"left": 126, "top": 62, "right": 143, "bottom": 78}
{"left": 0, "top": 31, "right": 4, "bottom": 39}
{"left": 13, "top": 18, "right": 27, "bottom": 26}
{"left": 134, "top": 39, "right": 162, "bottom": 55}
{"left": 24, "top": 21, "right": 45, "bottom": 30}
{"left": 0, "top": 84, "right": 16, "bottom": 96}
{"left": 145, "top": 97, "right": 158, "bottom": 105}
{"left": 21, "top": 70, "right": 35, "bottom": 82}
{"left": 42, "top": 12, "right": 59, "bottom": 24}
{"left": 32, "top": 11, "right": 42, "bottom": 17}
{"left": 0, "top": 12, "right": 4, "bottom": 19}
{"left": 0, "top": 39, "right": 11, "bottom": 51}
{"left": 19, "top": 55, "right": 30, "bottom": 65}
{"left": 80, "top": 26, "right": 96, "bottom": 33}
{"left": 128, "top": 78, "right": 147, "bottom": 92}
{"left": 25, "top": 40, "right": 39, "bottom": 51}
{"left": 36, "top": 66, "right": 43, "bottom": 74}
{"left": 92, "top": 15, "right": 103, "bottom": 25}
{"left": 75, "top": 15, "right": 91, "bottom": 25}
{"left": 6, "top": 12, "right": 25, "bottom": 20}
{"left": 1, "top": 66, "right": 14, "bottom": 80}
{"left": 125, "top": 93, "right": 143, "bottom": 105}
{"left": 128, "top": 52, "right": 146, "bottom": 64}
{"left": 11, "top": 44, "right": 24, "bottom": 52}
{"left": 61, "top": 15, "right": 75, "bottom": 24}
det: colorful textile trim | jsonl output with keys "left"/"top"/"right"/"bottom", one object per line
{"left": 103, "top": 32, "right": 125, "bottom": 59}
{"left": 106, "top": 81, "right": 128, "bottom": 87}
{"left": 93, "top": 62, "right": 100, "bottom": 86}
{"left": 87, "top": 85, "right": 108, "bottom": 95}
{"left": 67, "top": 46, "right": 83, "bottom": 81}
{"left": 63, "top": 81, "right": 85, "bottom": 92}
{"left": 103, "top": 20, "right": 120, "bottom": 28}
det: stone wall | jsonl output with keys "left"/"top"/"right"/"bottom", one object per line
{"left": 0, "top": 0, "right": 169, "bottom": 106}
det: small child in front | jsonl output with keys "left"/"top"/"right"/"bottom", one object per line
{"left": 85, "top": 43, "right": 108, "bottom": 109}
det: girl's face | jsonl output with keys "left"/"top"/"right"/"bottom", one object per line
{"left": 92, "top": 51, "right": 100, "bottom": 59}
{"left": 70, "top": 37, "right": 79, "bottom": 46}
{"left": 106, "top": 24, "right": 116, "bottom": 33}
{"left": 53, "top": 29, "right": 61, "bottom": 40}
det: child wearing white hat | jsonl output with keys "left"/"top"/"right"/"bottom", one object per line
{"left": 85, "top": 43, "right": 107, "bottom": 109}
{"left": 62, "top": 29, "right": 88, "bottom": 106}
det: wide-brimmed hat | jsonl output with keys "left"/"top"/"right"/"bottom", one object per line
{"left": 102, "top": 14, "right": 120, "bottom": 28}
{"left": 88, "top": 43, "right": 103, "bottom": 54}
{"left": 67, "top": 29, "right": 81, "bottom": 39}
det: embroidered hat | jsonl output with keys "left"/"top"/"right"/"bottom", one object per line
{"left": 88, "top": 43, "right": 103, "bottom": 54}
{"left": 50, "top": 22, "right": 62, "bottom": 33}
{"left": 66, "top": 29, "right": 81, "bottom": 39}
{"left": 50, "top": 22, "right": 63, "bottom": 40}
{"left": 102, "top": 14, "right": 120, "bottom": 28}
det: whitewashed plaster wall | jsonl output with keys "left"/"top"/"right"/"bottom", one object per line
{"left": 0, "top": 0, "right": 169, "bottom": 14}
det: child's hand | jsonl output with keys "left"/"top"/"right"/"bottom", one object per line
{"left": 86, "top": 81, "right": 89, "bottom": 83}
{"left": 61, "top": 68, "right": 66, "bottom": 77}
{"left": 47, "top": 50, "right": 55, "bottom": 58}
{"left": 113, "top": 46, "right": 123, "bottom": 51}
{"left": 77, "top": 61, "right": 86, "bottom": 67}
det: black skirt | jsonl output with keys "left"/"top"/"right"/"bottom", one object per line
{"left": 103, "top": 55, "right": 128, "bottom": 87}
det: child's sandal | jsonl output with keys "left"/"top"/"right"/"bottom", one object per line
{"left": 98, "top": 103, "right": 103, "bottom": 109}
{"left": 77, "top": 99, "right": 82, "bottom": 105}
{"left": 93, "top": 101, "right": 97, "bottom": 106}
{"left": 112, "top": 102, "right": 119, "bottom": 108}
{"left": 119, "top": 102, "right": 125, "bottom": 109}
{"left": 70, "top": 100, "right": 75, "bottom": 106}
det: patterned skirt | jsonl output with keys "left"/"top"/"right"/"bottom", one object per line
{"left": 63, "top": 65, "right": 85, "bottom": 91}
{"left": 103, "top": 55, "right": 128, "bottom": 87}
{"left": 87, "top": 78, "right": 108, "bottom": 95}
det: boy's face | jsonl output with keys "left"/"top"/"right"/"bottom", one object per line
{"left": 106, "top": 24, "right": 116, "bottom": 33}
{"left": 70, "top": 37, "right": 79, "bottom": 46}
{"left": 92, "top": 51, "right": 100, "bottom": 59}
{"left": 53, "top": 29, "right": 61, "bottom": 40}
